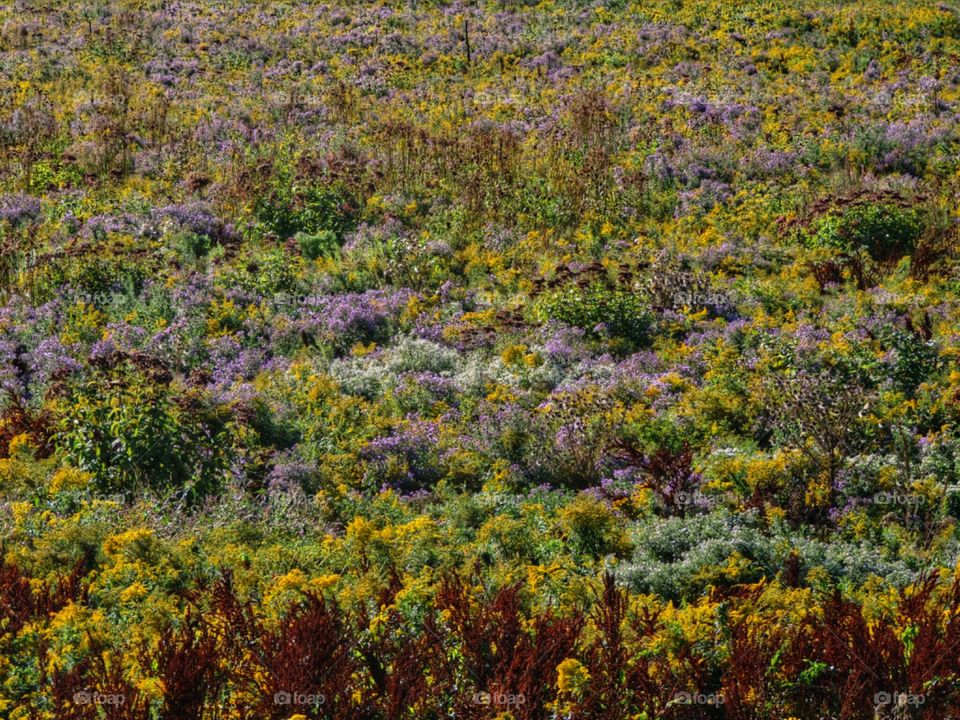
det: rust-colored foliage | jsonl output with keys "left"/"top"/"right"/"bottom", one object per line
{"left": 0, "top": 556, "right": 88, "bottom": 637}
{"left": 893, "top": 574, "right": 960, "bottom": 718}
{"left": 570, "top": 573, "right": 632, "bottom": 720}
{"left": 208, "top": 569, "right": 257, "bottom": 655}
{"left": 44, "top": 555, "right": 91, "bottom": 614}
{"left": 86, "top": 647, "right": 148, "bottom": 720}
{"left": 0, "top": 560, "right": 35, "bottom": 636}
{"left": 910, "top": 218, "right": 959, "bottom": 280}
{"left": 366, "top": 612, "right": 452, "bottom": 720}
{"left": 613, "top": 440, "right": 700, "bottom": 516}
{"left": 815, "top": 590, "right": 905, "bottom": 719}
{"left": 793, "top": 575, "right": 960, "bottom": 720}
{"left": 10, "top": 559, "right": 960, "bottom": 720}
{"left": 718, "top": 585, "right": 817, "bottom": 720}
{"left": 457, "top": 121, "right": 521, "bottom": 216}
{"left": 574, "top": 573, "right": 714, "bottom": 720}
{"left": 437, "top": 574, "right": 583, "bottom": 720}
{"left": 46, "top": 634, "right": 147, "bottom": 720}
{"left": 355, "top": 569, "right": 452, "bottom": 719}
{"left": 0, "top": 393, "right": 55, "bottom": 458}
{"left": 147, "top": 609, "right": 224, "bottom": 720}
{"left": 252, "top": 592, "right": 361, "bottom": 720}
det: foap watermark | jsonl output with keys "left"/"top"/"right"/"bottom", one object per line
{"left": 468, "top": 88, "right": 528, "bottom": 107}
{"left": 274, "top": 690, "right": 326, "bottom": 707}
{"left": 26, "top": 288, "right": 134, "bottom": 308}
{"left": 673, "top": 690, "right": 724, "bottom": 706}
{"left": 675, "top": 490, "right": 711, "bottom": 507}
{"left": 671, "top": 289, "right": 735, "bottom": 310}
{"left": 639, "top": 272, "right": 738, "bottom": 312}
{"left": 870, "top": 492, "right": 924, "bottom": 507}
{"left": 271, "top": 292, "right": 326, "bottom": 311}
{"left": 73, "top": 690, "right": 125, "bottom": 706}
{"left": 874, "top": 691, "right": 925, "bottom": 708}
{"left": 471, "top": 690, "right": 526, "bottom": 707}
{"left": 264, "top": 90, "right": 327, "bottom": 108}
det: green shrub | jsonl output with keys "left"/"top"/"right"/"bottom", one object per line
{"left": 296, "top": 229, "right": 339, "bottom": 260}
{"left": 559, "top": 493, "right": 630, "bottom": 559}
{"left": 807, "top": 203, "right": 924, "bottom": 262}
{"left": 173, "top": 230, "right": 212, "bottom": 263}
{"left": 55, "top": 365, "right": 231, "bottom": 503}
{"left": 882, "top": 326, "right": 939, "bottom": 397}
{"left": 253, "top": 181, "right": 358, "bottom": 240}
{"left": 541, "top": 282, "right": 652, "bottom": 346}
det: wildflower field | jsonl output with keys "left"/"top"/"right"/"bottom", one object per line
{"left": 1, "top": 0, "right": 960, "bottom": 717}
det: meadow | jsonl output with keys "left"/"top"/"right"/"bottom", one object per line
{"left": 1, "top": 0, "right": 960, "bottom": 718}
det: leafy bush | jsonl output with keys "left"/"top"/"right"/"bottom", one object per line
{"left": 560, "top": 493, "right": 630, "bottom": 559}
{"left": 253, "top": 182, "right": 358, "bottom": 240}
{"left": 540, "top": 282, "right": 652, "bottom": 347}
{"left": 54, "top": 362, "right": 230, "bottom": 502}
{"left": 295, "top": 229, "right": 339, "bottom": 260}
{"left": 807, "top": 203, "right": 924, "bottom": 262}
{"left": 172, "top": 229, "right": 212, "bottom": 263}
